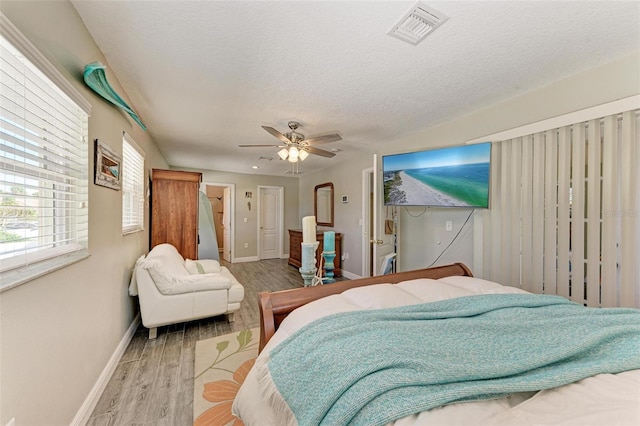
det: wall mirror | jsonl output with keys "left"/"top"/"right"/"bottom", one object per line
{"left": 314, "top": 182, "right": 334, "bottom": 227}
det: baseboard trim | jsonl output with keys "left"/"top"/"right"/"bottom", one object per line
{"left": 71, "top": 313, "right": 141, "bottom": 426}
{"left": 233, "top": 256, "right": 259, "bottom": 263}
{"left": 341, "top": 270, "right": 361, "bottom": 280}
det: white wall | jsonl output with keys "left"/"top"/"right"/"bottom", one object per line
{"left": 191, "top": 168, "right": 299, "bottom": 258}
{"left": 0, "top": 2, "right": 167, "bottom": 425}
{"left": 299, "top": 155, "right": 373, "bottom": 277}
{"left": 301, "top": 52, "right": 640, "bottom": 277}
{"left": 389, "top": 52, "right": 640, "bottom": 275}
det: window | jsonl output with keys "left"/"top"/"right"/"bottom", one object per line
{"left": 480, "top": 109, "right": 639, "bottom": 308}
{"left": 0, "top": 20, "right": 91, "bottom": 290}
{"left": 122, "top": 133, "right": 144, "bottom": 234}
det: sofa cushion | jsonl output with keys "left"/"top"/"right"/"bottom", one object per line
{"left": 140, "top": 258, "right": 232, "bottom": 295}
{"left": 139, "top": 244, "right": 232, "bottom": 295}
{"left": 185, "top": 258, "right": 222, "bottom": 274}
{"left": 162, "top": 273, "right": 232, "bottom": 295}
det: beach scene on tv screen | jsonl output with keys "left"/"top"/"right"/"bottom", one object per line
{"left": 383, "top": 143, "right": 491, "bottom": 207}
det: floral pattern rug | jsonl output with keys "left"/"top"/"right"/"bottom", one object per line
{"left": 193, "top": 328, "right": 259, "bottom": 426}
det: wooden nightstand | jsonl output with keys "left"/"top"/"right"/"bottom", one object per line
{"left": 288, "top": 229, "right": 342, "bottom": 277}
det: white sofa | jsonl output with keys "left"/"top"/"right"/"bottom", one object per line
{"left": 131, "top": 244, "right": 244, "bottom": 338}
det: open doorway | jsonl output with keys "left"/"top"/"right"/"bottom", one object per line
{"left": 362, "top": 167, "right": 374, "bottom": 277}
{"left": 362, "top": 155, "right": 395, "bottom": 276}
{"left": 201, "top": 182, "right": 235, "bottom": 263}
{"left": 205, "top": 185, "right": 225, "bottom": 258}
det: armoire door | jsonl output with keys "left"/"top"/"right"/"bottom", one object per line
{"left": 151, "top": 169, "right": 202, "bottom": 259}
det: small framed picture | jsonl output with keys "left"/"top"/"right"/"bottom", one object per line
{"left": 94, "top": 139, "right": 121, "bottom": 190}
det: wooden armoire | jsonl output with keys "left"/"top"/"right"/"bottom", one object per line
{"left": 150, "top": 169, "right": 202, "bottom": 259}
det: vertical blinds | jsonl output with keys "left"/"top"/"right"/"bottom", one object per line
{"left": 482, "top": 110, "right": 639, "bottom": 308}
{"left": 122, "top": 134, "right": 145, "bottom": 234}
{"left": 0, "top": 34, "right": 89, "bottom": 272}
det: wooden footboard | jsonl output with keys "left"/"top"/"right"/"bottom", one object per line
{"left": 258, "top": 262, "right": 472, "bottom": 352}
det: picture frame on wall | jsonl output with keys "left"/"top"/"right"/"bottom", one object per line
{"left": 94, "top": 139, "right": 121, "bottom": 190}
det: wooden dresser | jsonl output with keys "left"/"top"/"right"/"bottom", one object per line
{"left": 151, "top": 169, "right": 202, "bottom": 259}
{"left": 288, "top": 229, "right": 342, "bottom": 277}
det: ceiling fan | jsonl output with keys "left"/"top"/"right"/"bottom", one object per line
{"left": 239, "top": 121, "right": 341, "bottom": 162}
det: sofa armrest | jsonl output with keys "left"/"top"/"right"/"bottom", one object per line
{"left": 156, "top": 273, "right": 230, "bottom": 295}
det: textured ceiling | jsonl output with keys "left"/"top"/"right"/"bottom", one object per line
{"left": 71, "top": 1, "right": 640, "bottom": 177}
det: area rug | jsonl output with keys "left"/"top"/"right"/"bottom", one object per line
{"left": 193, "top": 328, "right": 259, "bottom": 426}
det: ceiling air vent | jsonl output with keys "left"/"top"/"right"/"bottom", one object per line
{"left": 387, "top": 1, "right": 448, "bottom": 45}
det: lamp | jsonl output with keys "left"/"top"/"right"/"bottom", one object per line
{"left": 277, "top": 146, "right": 309, "bottom": 162}
{"left": 277, "top": 148, "right": 288, "bottom": 160}
{"left": 288, "top": 146, "right": 299, "bottom": 162}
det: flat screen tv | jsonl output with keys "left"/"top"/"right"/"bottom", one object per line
{"left": 383, "top": 142, "right": 491, "bottom": 208}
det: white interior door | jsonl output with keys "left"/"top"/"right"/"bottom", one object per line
{"left": 372, "top": 154, "right": 395, "bottom": 275}
{"left": 259, "top": 186, "right": 282, "bottom": 259}
{"left": 222, "top": 187, "right": 231, "bottom": 262}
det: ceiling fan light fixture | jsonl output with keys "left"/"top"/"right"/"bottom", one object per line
{"left": 277, "top": 148, "right": 289, "bottom": 160}
{"left": 288, "top": 146, "right": 299, "bottom": 162}
{"left": 246, "top": 121, "right": 340, "bottom": 164}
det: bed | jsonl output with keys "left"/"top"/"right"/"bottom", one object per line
{"left": 233, "top": 263, "right": 640, "bottom": 426}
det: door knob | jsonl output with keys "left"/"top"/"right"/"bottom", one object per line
{"left": 370, "top": 239, "right": 383, "bottom": 245}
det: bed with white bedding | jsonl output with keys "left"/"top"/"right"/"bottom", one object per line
{"left": 232, "top": 264, "right": 640, "bottom": 426}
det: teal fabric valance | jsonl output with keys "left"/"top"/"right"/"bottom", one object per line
{"left": 83, "top": 62, "right": 146, "bottom": 130}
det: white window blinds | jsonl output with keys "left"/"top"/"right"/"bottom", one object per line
{"left": 122, "top": 133, "right": 145, "bottom": 234}
{"left": 481, "top": 110, "right": 639, "bottom": 308}
{"left": 0, "top": 32, "right": 89, "bottom": 282}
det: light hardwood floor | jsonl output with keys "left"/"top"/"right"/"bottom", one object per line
{"left": 87, "top": 258, "right": 338, "bottom": 426}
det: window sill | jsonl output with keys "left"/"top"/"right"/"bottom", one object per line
{"left": 0, "top": 250, "right": 90, "bottom": 293}
{"left": 123, "top": 227, "right": 144, "bottom": 236}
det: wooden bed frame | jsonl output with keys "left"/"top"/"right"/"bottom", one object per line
{"left": 258, "top": 262, "right": 473, "bottom": 351}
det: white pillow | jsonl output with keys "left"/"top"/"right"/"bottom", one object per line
{"left": 437, "top": 276, "right": 529, "bottom": 294}
{"left": 185, "top": 259, "right": 221, "bottom": 274}
{"left": 141, "top": 258, "right": 231, "bottom": 295}
{"left": 398, "top": 278, "right": 474, "bottom": 302}
{"left": 139, "top": 258, "right": 186, "bottom": 293}
{"left": 342, "top": 284, "right": 423, "bottom": 309}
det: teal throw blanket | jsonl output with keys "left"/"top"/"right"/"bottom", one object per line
{"left": 262, "top": 294, "right": 640, "bottom": 426}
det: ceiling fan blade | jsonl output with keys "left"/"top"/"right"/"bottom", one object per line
{"left": 305, "top": 146, "right": 336, "bottom": 158}
{"left": 238, "top": 144, "right": 282, "bottom": 147}
{"left": 262, "top": 126, "right": 291, "bottom": 144}
{"left": 304, "top": 133, "right": 342, "bottom": 145}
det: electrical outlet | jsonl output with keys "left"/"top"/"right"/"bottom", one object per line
{"left": 445, "top": 221, "right": 453, "bottom": 231}
{"left": 344, "top": 252, "right": 349, "bottom": 260}
{"left": 243, "top": 243, "right": 248, "bottom": 248}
